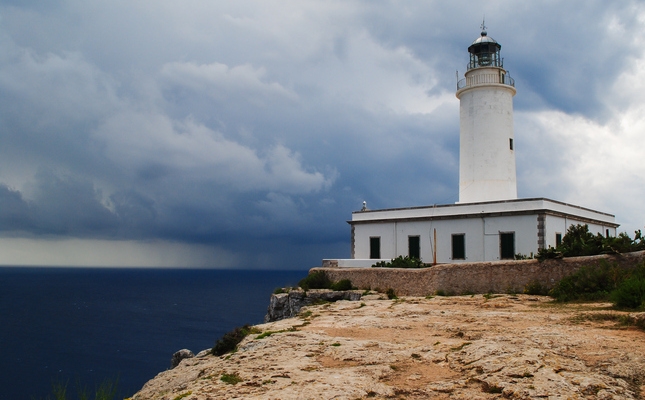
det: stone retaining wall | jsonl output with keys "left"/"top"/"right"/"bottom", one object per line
{"left": 311, "top": 251, "right": 645, "bottom": 296}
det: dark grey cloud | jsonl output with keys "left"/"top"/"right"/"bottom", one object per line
{"left": 0, "top": 184, "right": 33, "bottom": 231}
{"left": 0, "top": 1, "right": 643, "bottom": 267}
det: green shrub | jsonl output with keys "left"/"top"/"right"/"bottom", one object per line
{"left": 372, "top": 255, "right": 425, "bottom": 268}
{"left": 298, "top": 271, "right": 332, "bottom": 290}
{"left": 540, "top": 225, "right": 645, "bottom": 261}
{"left": 211, "top": 324, "right": 258, "bottom": 356}
{"left": 611, "top": 270, "right": 645, "bottom": 309}
{"left": 523, "top": 280, "right": 548, "bottom": 295}
{"left": 536, "top": 246, "right": 563, "bottom": 261}
{"left": 298, "top": 272, "right": 353, "bottom": 291}
{"left": 220, "top": 372, "right": 243, "bottom": 385}
{"left": 611, "top": 278, "right": 644, "bottom": 309}
{"left": 386, "top": 288, "right": 397, "bottom": 299}
{"left": 514, "top": 253, "right": 532, "bottom": 260}
{"left": 549, "top": 260, "right": 628, "bottom": 302}
{"left": 604, "top": 232, "right": 638, "bottom": 254}
{"left": 559, "top": 224, "right": 603, "bottom": 257}
{"left": 330, "top": 279, "right": 353, "bottom": 291}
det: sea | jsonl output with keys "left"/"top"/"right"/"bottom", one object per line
{"left": 0, "top": 267, "right": 306, "bottom": 400}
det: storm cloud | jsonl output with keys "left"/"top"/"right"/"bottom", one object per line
{"left": 0, "top": 1, "right": 643, "bottom": 268}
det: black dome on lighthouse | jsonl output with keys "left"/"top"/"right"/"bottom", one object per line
{"left": 467, "top": 29, "right": 502, "bottom": 69}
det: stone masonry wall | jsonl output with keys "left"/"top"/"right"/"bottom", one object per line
{"left": 311, "top": 251, "right": 645, "bottom": 296}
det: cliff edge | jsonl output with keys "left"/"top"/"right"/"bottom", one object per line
{"left": 131, "top": 295, "right": 645, "bottom": 399}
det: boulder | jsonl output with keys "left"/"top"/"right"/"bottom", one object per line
{"left": 264, "top": 288, "right": 362, "bottom": 322}
{"left": 171, "top": 349, "right": 194, "bottom": 369}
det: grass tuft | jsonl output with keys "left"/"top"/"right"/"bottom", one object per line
{"left": 220, "top": 372, "right": 243, "bottom": 385}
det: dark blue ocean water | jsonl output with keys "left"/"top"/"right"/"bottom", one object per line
{"left": 0, "top": 267, "right": 306, "bottom": 400}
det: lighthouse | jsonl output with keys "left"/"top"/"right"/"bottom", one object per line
{"left": 334, "top": 24, "right": 618, "bottom": 267}
{"left": 456, "top": 25, "right": 517, "bottom": 203}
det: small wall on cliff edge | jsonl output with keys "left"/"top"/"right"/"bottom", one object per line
{"left": 311, "top": 251, "right": 645, "bottom": 297}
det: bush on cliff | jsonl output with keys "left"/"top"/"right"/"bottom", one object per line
{"left": 211, "top": 324, "right": 259, "bottom": 356}
{"left": 331, "top": 279, "right": 353, "bottom": 291}
{"left": 298, "top": 271, "right": 354, "bottom": 291}
{"left": 298, "top": 271, "right": 331, "bottom": 290}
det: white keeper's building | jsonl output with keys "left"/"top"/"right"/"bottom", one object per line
{"left": 326, "top": 27, "right": 618, "bottom": 268}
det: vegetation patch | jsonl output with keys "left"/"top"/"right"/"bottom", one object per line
{"left": 273, "top": 287, "right": 293, "bottom": 294}
{"left": 571, "top": 312, "right": 645, "bottom": 330}
{"left": 537, "top": 224, "right": 645, "bottom": 261}
{"left": 331, "top": 279, "right": 354, "bottom": 291}
{"left": 298, "top": 272, "right": 355, "bottom": 291}
{"left": 299, "top": 271, "right": 332, "bottom": 290}
{"left": 211, "top": 325, "right": 260, "bottom": 356}
{"left": 549, "top": 260, "right": 645, "bottom": 309}
{"left": 611, "top": 270, "right": 645, "bottom": 310}
{"left": 372, "top": 255, "right": 427, "bottom": 268}
{"left": 386, "top": 288, "right": 398, "bottom": 300}
{"left": 172, "top": 392, "right": 193, "bottom": 400}
{"left": 220, "top": 372, "right": 243, "bottom": 385}
{"left": 255, "top": 330, "right": 279, "bottom": 339}
{"left": 524, "top": 280, "right": 549, "bottom": 296}
{"left": 255, "top": 325, "right": 301, "bottom": 339}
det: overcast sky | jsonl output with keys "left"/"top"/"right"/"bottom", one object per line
{"left": 0, "top": 1, "right": 643, "bottom": 268}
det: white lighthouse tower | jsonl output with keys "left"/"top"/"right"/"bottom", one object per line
{"left": 456, "top": 25, "right": 517, "bottom": 203}
{"left": 334, "top": 24, "right": 618, "bottom": 268}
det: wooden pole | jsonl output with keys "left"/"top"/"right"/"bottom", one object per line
{"left": 433, "top": 228, "right": 437, "bottom": 265}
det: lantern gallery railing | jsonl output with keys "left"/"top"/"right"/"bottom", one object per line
{"left": 457, "top": 73, "right": 515, "bottom": 90}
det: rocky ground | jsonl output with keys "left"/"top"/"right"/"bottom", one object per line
{"left": 131, "top": 294, "right": 645, "bottom": 400}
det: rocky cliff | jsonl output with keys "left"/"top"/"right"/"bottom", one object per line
{"left": 264, "top": 288, "right": 362, "bottom": 322}
{"left": 131, "top": 294, "right": 645, "bottom": 400}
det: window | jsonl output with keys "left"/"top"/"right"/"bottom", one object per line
{"left": 369, "top": 237, "right": 381, "bottom": 259}
{"left": 500, "top": 232, "right": 515, "bottom": 260}
{"left": 408, "top": 236, "right": 420, "bottom": 260}
{"left": 509, "top": 138, "right": 513, "bottom": 150}
{"left": 452, "top": 234, "right": 465, "bottom": 260}
{"left": 606, "top": 229, "right": 610, "bottom": 238}
{"left": 555, "top": 233, "right": 562, "bottom": 247}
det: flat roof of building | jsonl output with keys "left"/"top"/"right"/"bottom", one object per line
{"left": 350, "top": 198, "right": 618, "bottom": 227}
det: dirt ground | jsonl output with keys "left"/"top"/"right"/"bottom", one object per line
{"left": 132, "top": 294, "right": 645, "bottom": 400}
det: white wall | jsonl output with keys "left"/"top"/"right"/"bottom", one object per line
{"left": 353, "top": 214, "right": 540, "bottom": 263}
{"left": 350, "top": 200, "right": 618, "bottom": 264}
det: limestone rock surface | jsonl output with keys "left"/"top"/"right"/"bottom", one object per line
{"left": 132, "top": 295, "right": 645, "bottom": 400}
